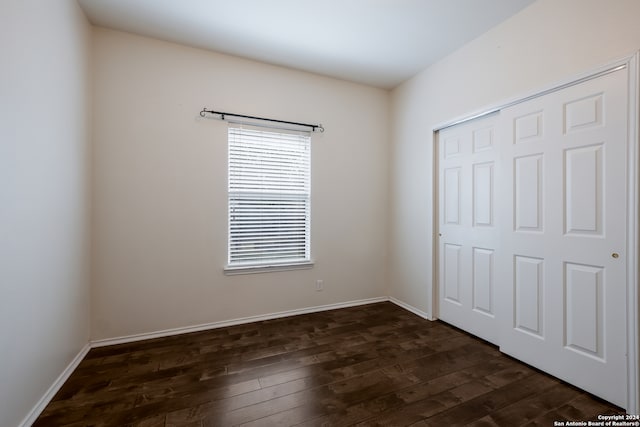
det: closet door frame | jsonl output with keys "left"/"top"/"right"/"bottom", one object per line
{"left": 431, "top": 52, "right": 639, "bottom": 413}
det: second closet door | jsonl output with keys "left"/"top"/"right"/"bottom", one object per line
{"left": 438, "top": 114, "right": 500, "bottom": 345}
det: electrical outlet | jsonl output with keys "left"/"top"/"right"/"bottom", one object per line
{"left": 315, "top": 279, "right": 323, "bottom": 291}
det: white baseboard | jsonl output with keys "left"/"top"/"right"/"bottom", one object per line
{"left": 91, "top": 296, "right": 389, "bottom": 348}
{"left": 19, "top": 343, "right": 91, "bottom": 427}
{"left": 389, "top": 296, "right": 433, "bottom": 320}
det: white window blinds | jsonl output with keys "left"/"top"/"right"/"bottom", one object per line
{"left": 228, "top": 125, "right": 311, "bottom": 267}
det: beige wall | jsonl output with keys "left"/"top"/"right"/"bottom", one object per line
{"left": 0, "top": 1, "right": 92, "bottom": 426}
{"left": 389, "top": 0, "right": 640, "bottom": 315}
{"left": 91, "top": 29, "right": 389, "bottom": 340}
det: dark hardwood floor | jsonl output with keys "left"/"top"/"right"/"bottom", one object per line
{"left": 34, "top": 302, "right": 623, "bottom": 426}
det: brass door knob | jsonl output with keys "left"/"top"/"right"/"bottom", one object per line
{"left": 612, "top": 253, "right": 620, "bottom": 259}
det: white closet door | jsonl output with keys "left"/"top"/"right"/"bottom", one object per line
{"left": 438, "top": 114, "right": 500, "bottom": 345}
{"left": 496, "top": 68, "right": 628, "bottom": 407}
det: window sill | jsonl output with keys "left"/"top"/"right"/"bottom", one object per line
{"left": 224, "top": 261, "right": 314, "bottom": 275}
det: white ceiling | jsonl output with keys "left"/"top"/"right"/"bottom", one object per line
{"left": 77, "top": 0, "right": 535, "bottom": 89}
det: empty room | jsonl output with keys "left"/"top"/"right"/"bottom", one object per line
{"left": 3, "top": 0, "right": 640, "bottom": 426}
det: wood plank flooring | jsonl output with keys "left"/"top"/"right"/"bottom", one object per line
{"left": 34, "top": 302, "right": 624, "bottom": 426}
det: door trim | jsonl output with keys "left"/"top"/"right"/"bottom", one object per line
{"left": 431, "top": 52, "right": 640, "bottom": 412}
{"left": 625, "top": 52, "right": 639, "bottom": 414}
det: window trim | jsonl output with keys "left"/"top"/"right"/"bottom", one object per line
{"left": 226, "top": 124, "right": 312, "bottom": 273}
{"left": 223, "top": 260, "right": 314, "bottom": 275}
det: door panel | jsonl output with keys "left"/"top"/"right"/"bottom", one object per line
{"left": 473, "top": 162, "right": 493, "bottom": 226}
{"left": 444, "top": 243, "right": 462, "bottom": 304}
{"left": 444, "top": 168, "right": 461, "bottom": 225}
{"left": 564, "top": 262, "right": 603, "bottom": 358}
{"left": 472, "top": 247, "right": 493, "bottom": 316}
{"left": 514, "top": 255, "right": 544, "bottom": 338}
{"left": 514, "top": 154, "right": 543, "bottom": 231}
{"left": 565, "top": 144, "right": 603, "bottom": 235}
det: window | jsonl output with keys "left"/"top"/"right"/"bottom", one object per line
{"left": 226, "top": 124, "right": 311, "bottom": 272}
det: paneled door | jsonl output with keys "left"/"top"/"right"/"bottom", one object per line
{"left": 438, "top": 114, "right": 500, "bottom": 345}
{"left": 496, "top": 68, "right": 628, "bottom": 407}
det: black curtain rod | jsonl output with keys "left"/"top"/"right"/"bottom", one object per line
{"left": 200, "top": 108, "right": 324, "bottom": 133}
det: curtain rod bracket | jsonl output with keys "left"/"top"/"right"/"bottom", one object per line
{"left": 200, "top": 108, "right": 324, "bottom": 132}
